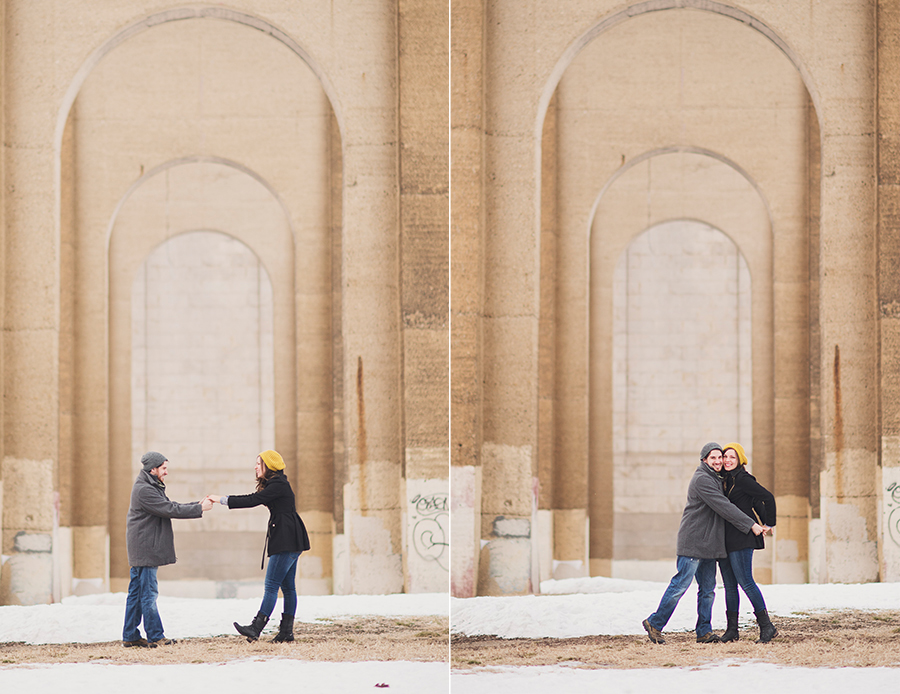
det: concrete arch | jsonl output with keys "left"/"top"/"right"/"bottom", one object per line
{"left": 55, "top": 6, "right": 342, "bottom": 274}
{"left": 56, "top": 12, "right": 342, "bottom": 595}
{"left": 585, "top": 148, "right": 777, "bottom": 569}
{"left": 105, "top": 155, "right": 296, "bottom": 256}
{"left": 536, "top": 0, "right": 820, "bottom": 146}
{"left": 588, "top": 146, "right": 776, "bottom": 244}
{"left": 608, "top": 219, "right": 754, "bottom": 577}
{"left": 55, "top": 6, "right": 343, "bottom": 152}
{"left": 106, "top": 159, "right": 302, "bottom": 584}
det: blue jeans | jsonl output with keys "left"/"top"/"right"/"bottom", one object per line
{"left": 259, "top": 551, "right": 300, "bottom": 618}
{"left": 647, "top": 555, "right": 718, "bottom": 636}
{"left": 718, "top": 548, "right": 767, "bottom": 614}
{"left": 122, "top": 566, "right": 164, "bottom": 642}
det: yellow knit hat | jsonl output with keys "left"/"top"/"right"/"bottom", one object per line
{"left": 723, "top": 442, "right": 748, "bottom": 466}
{"left": 259, "top": 449, "right": 285, "bottom": 471}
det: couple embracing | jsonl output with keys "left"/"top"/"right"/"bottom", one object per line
{"left": 642, "top": 442, "right": 778, "bottom": 645}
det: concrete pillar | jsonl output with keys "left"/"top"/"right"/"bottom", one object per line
{"left": 877, "top": 0, "right": 900, "bottom": 582}
{"left": 479, "top": 0, "right": 540, "bottom": 596}
{"left": 538, "top": 92, "right": 562, "bottom": 584}
{"left": 329, "top": 111, "right": 346, "bottom": 595}
{"left": 398, "top": 0, "right": 449, "bottom": 593}
{"left": 815, "top": 5, "right": 879, "bottom": 584}
{"left": 450, "top": 0, "right": 485, "bottom": 597}
{"left": 1, "top": 2, "right": 59, "bottom": 606}
{"left": 807, "top": 99, "right": 825, "bottom": 582}
{"left": 338, "top": 5, "right": 404, "bottom": 595}
{"left": 0, "top": 0, "right": 6, "bottom": 598}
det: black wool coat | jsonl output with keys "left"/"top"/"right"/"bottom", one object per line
{"left": 724, "top": 466, "right": 777, "bottom": 553}
{"left": 227, "top": 471, "right": 311, "bottom": 564}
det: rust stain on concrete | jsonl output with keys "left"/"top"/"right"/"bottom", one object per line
{"left": 357, "top": 356, "right": 368, "bottom": 508}
{"left": 834, "top": 344, "right": 844, "bottom": 500}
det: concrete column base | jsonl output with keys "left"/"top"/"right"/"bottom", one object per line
{"left": 879, "top": 464, "right": 900, "bottom": 581}
{"left": 451, "top": 465, "right": 482, "bottom": 597}
{"left": 402, "top": 475, "right": 449, "bottom": 593}
{"left": 1, "top": 532, "right": 53, "bottom": 605}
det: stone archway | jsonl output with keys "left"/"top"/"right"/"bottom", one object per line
{"left": 56, "top": 10, "right": 341, "bottom": 597}
{"left": 611, "top": 219, "right": 752, "bottom": 579}
{"left": 533, "top": 1, "right": 823, "bottom": 588}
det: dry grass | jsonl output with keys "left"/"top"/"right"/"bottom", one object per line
{"left": 0, "top": 616, "right": 449, "bottom": 666}
{"left": 451, "top": 610, "right": 900, "bottom": 670}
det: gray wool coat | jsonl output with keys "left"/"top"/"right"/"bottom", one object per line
{"left": 126, "top": 469, "right": 203, "bottom": 568}
{"left": 676, "top": 462, "right": 756, "bottom": 560}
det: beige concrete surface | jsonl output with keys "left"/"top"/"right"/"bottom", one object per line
{"left": 0, "top": 0, "right": 448, "bottom": 605}
{"left": 451, "top": 0, "right": 897, "bottom": 595}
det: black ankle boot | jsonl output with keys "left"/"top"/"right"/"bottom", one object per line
{"left": 270, "top": 613, "right": 295, "bottom": 643}
{"left": 755, "top": 609, "right": 778, "bottom": 643}
{"left": 234, "top": 611, "right": 269, "bottom": 642}
{"left": 721, "top": 611, "right": 740, "bottom": 642}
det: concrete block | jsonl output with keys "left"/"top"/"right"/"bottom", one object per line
{"left": 14, "top": 532, "right": 51, "bottom": 553}
{"left": 1, "top": 552, "right": 53, "bottom": 605}
{"left": 880, "top": 465, "right": 900, "bottom": 581}
{"left": 451, "top": 465, "right": 482, "bottom": 598}
{"left": 404, "top": 478, "right": 449, "bottom": 593}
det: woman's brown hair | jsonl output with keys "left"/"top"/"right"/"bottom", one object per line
{"left": 256, "top": 458, "right": 277, "bottom": 492}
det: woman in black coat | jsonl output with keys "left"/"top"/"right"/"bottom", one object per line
{"left": 208, "top": 449, "right": 310, "bottom": 642}
{"left": 717, "top": 442, "right": 777, "bottom": 643}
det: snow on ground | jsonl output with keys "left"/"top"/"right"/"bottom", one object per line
{"left": 0, "top": 591, "right": 448, "bottom": 645}
{"left": 0, "top": 592, "right": 449, "bottom": 693}
{"left": 452, "top": 576, "right": 900, "bottom": 639}
{"left": 2, "top": 578, "right": 899, "bottom": 693}
{"left": 452, "top": 663, "right": 900, "bottom": 694}
{"left": 450, "top": 576, "right": 900, "bottom": 692}
{"left": 0, "top": 659, "right": 445, "bottom": 694}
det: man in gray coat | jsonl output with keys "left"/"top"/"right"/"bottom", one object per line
{"left": 122, "top": 451, "right": 213, "bottom": 648}
{"left": 642, "top": 442, "right": 764, "bottom": 644}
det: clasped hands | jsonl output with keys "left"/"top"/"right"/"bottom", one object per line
{"left": 199, "top": 494, "right": 222, "bottom": 512}
{"left": 751, "top": 523, "right": 775, "bottom": 537}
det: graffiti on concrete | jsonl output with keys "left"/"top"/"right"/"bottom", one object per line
{"left": 411, "top": 492, "right": 449, "bottom": 571}
{"left": 887, "top": 482, "right": 900, "bottom": 548}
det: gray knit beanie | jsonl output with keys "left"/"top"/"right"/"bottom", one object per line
{"left": 141, "top": 451, "right": 167, "bottom": 472}
{"left": 700, "top": 442, "right": 722, "bottom": 461}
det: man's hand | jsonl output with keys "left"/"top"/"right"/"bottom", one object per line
{"left": 206, "top": 495, "right": 221, "bottom": 504}
{"left": 750, "top": 522, "right": 764, "bottom": 536}
{"left": 200, "top": 497, "right": 213, "bottom": 512}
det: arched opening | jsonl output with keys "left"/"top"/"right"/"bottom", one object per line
{"left": 131, "top": 230, "right": 275, "bottom": 582}
{"left": 612, "top": 220, "right": 751, "bottom": 579}
{"left": 536, "top": 6, "right": 817, "bottom": 585}
{"left": 57, "top": 12, "right": 341, "bottom": 597}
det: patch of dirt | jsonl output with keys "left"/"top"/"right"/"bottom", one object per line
{"left": 451, "top": 610, "right": 900, "bottom": 670}
{"left": 0, "top": 616, "right": 449, "bottom": 666}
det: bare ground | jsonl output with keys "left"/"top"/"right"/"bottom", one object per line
{"left": 451, "top": 610, "right": 900, "bottom": 670}
{"left": 0, "top": 616, "right": 449, "bottom": 666}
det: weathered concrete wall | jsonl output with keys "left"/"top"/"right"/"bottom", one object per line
{"left": 107, "top": 159, "right": 304, "bottom": 592}
{"left": 399, "top": 0, "right": 449, "bottom": 594}
{"left": 450, "top": 0, "right": 485, "bottom": 597}
{"left": 611, "top": 221, "right": 751, "bottom": 579}
{"left": 0, "top": 458, "right": 55, "bottom": 604}
{"left": 1, "top": 0, "right": 448, "bottom": 603}
{"left": 131, "top": 231, "right": 276, "bottom": 583}
{"left": 814, "top": 2, "right": 878, "bottom": 584}
{"left": 877, "top": 0, "right": 900, "bottom": 583}
{"left": 453, "top": 0, "right": 884, "bottom": 593}
{"left": 561, "top": 9, "right": 806, "bottom": 583}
